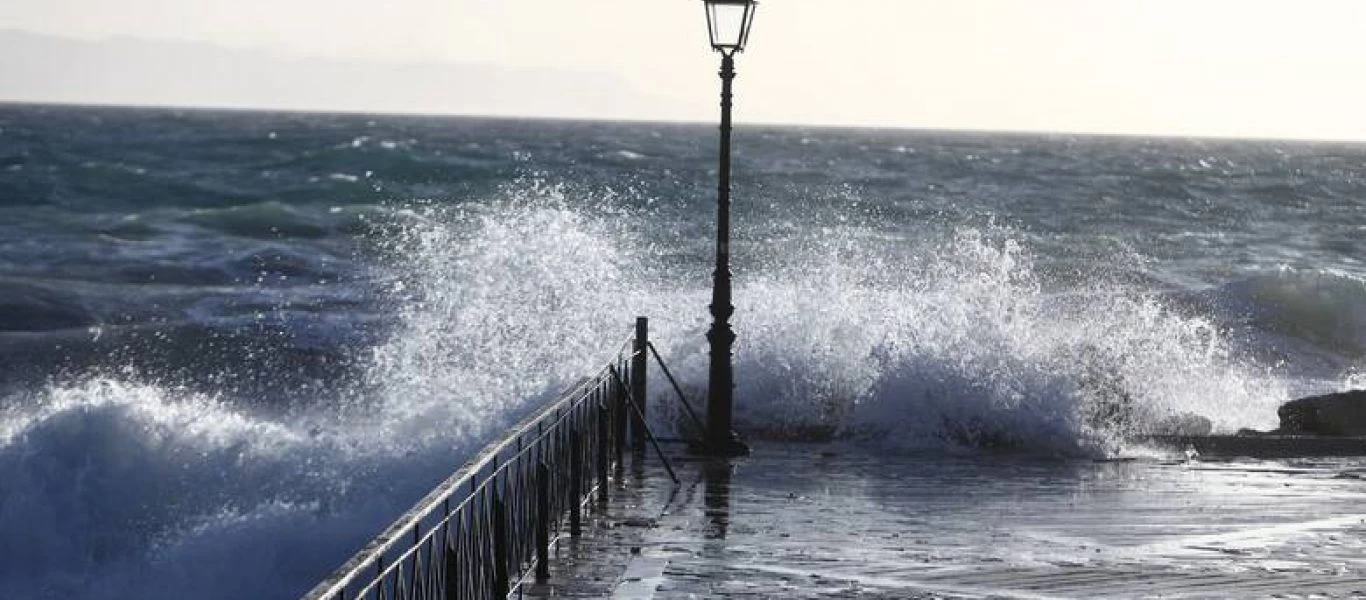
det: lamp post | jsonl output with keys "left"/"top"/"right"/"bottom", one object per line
{"left": 702, "top": 0, "right": 756, "bottom": 456}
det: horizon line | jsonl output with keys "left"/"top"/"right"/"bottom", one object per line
{"left": 5, "top": 98, "right": 1366, "bottom": 146}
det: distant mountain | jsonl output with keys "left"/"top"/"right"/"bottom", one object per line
{"left": 0, "top": 29, "right": 673, "bottom": 119}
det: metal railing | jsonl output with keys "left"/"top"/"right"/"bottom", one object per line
{"left": 302, "top": 318, "right": 664, "bottom": 600}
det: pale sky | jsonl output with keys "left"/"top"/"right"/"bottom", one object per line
{"left": 3, "top": 0, "right": 1366, "bottom": 140}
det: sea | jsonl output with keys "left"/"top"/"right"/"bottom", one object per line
{"left": 1, "top": 103, "right": 1364, "bottom": 598}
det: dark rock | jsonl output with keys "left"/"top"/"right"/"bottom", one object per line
{"left": 1278, "top": 390, "right": 1366, "bottom": 436}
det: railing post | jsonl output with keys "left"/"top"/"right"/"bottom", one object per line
{"left": 535, "top": 462, "right": 551, "bottom": 582}
{"left": 613, "top": 364, "right": 626, "bottom": 467}
{"left": 596, "top": 392, "right": 610, "bottom": 503}
{"left": 569, "top": 430, "right": 583, "bottom": 536}
{"left": 492, "top": 493, "right": 509, "bottom": 596}
{"left": 444, "top": 516, "right": 460, "bottom": 600}
{"left": 374, "top": 556, "right": 384, "bottom": 600}
{"left": 632, "top": 317, "right": 649, "bottom": 452}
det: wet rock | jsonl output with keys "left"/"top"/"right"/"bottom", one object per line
{"left": 1278, "top": 390, "right": 1366, "bottom": 436}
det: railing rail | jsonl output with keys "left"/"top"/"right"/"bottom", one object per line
{"left": 302, "top": 318, "right": 657, "bottom": 600}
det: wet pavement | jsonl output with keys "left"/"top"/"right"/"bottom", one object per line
{"left": 521, "top": 442, "right": 1366, "bottom": 599}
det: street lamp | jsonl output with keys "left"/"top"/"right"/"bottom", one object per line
{"left": 702, "top": 0, "right": 756, "bottom": 456}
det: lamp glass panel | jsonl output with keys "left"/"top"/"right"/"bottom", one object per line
{"left": 708, "top": 4, "right": 749, "bottom": 48}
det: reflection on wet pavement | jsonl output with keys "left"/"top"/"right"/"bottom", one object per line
{"left": 524, "top": 443, "right": 1366, "bottom": 598}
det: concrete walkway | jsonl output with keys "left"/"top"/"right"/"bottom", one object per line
{"left": 523, "top": 442, "right": 1366, "bottom": 599}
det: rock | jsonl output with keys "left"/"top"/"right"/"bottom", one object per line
{"left": 1277, "top": 390, "right": 1366, "bottom": 436}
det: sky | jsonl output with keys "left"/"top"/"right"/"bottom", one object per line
{"left": 3, "top": 0, "right": 1366, "bottom": 140}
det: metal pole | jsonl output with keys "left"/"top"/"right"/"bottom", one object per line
{"left": 492, "top": 492, "right": 509, "bottom": 596}
{"left": 613, "top": 362, "right": 626, "bottom": 467}
{"left": 535, "top": 462, "right": 551, "bottom": 582}
{"left": 444, "top": 517, "right": 461, "bottom": 599}
{"left": 596, "top": 390, "right": 610, "bottom": 503}
{"left": 707, "top": 53, "right": 739, "bottom": 454}
{"left": 569, "top": 430, "right": 582, "bottom": 536}
{"left": 632, "top": 317, "right": 649, "bottom": 452}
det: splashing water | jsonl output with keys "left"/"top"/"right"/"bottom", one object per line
{"left": 0, "top": 190, "right": 658, "bottom": 598}
{"left": 0, "top": 186, "right": 1299, "bottom": 598}
{"left": 679, "top": 226, "right": 1286, "bottom": 454}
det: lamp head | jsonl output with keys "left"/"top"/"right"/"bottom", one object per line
{"left": 703, "top": 0, "right": 758, "bottom": 55}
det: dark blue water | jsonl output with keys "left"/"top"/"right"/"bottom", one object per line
{"left": 2, "top": 103, "right": 1365, "bottom": 598}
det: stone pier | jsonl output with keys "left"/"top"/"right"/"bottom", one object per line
{"left": 523, "top": 442, "right": 1366, "bottom": 599}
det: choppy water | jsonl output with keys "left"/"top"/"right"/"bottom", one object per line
{"left": 1, "top": 104, "right": 1365, "bottom": 598}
